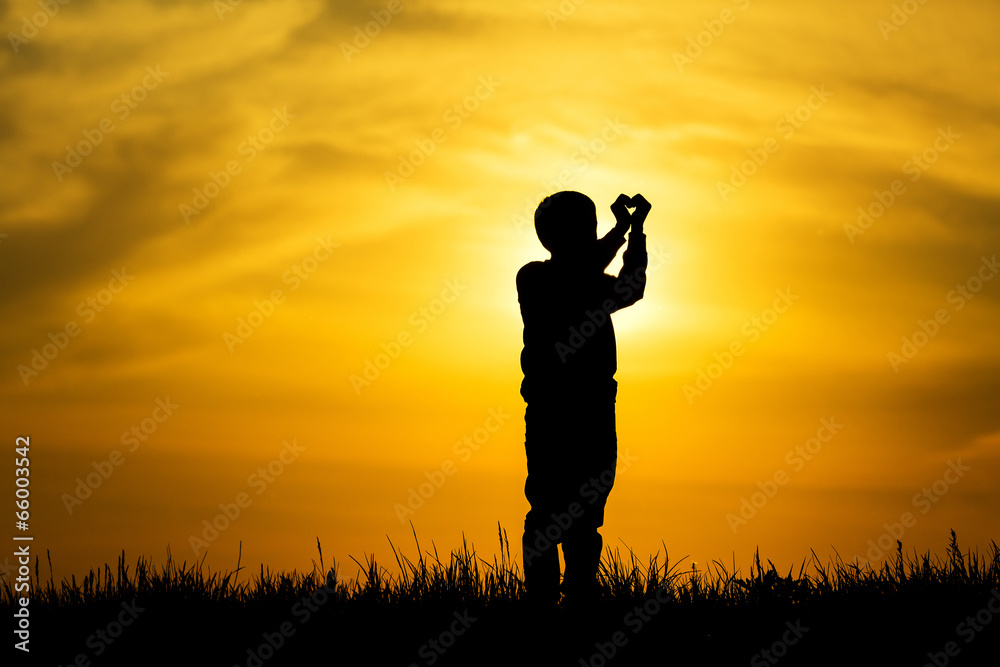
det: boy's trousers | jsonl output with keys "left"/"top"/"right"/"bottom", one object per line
{"left": 521, "top": 382, "right": 617, "bottom": 602}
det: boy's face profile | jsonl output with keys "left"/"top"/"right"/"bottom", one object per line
{"left": 534, "top": 191, "right": 598, "bottom": 258}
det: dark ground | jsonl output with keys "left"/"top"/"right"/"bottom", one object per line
{"left": 18, "top": 585, "right": 1000, "bottom": 666}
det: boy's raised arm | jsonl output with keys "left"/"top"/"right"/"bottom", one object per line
{"left": 593, "top": 194, "right": 633, "bottom": 271}
{"left": 610, "top": 194, "right": 651, "bottom": 310}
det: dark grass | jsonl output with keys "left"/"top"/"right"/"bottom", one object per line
{"left": 4, "top": 528, "right": 999, "bottom": 666}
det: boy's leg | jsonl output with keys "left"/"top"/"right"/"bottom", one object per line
{"left": 561, "top": 526, "right": 604, "bottom": 599}
{"left": 561, "top": 458, "right": 614, "bottom": 601}
{"left": 522, "top": 507, "right": 561, "bottom": 604}
{"left": 561, "top": 396, "right": 617, "bottom": 602}
{"left": 522, "top": 401, "right": 566, "bottom": 604}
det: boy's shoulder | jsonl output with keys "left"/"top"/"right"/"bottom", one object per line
{"left": 516, "top": 260, "right": 550, "bottom": 288}
{"left": 517, "top": 260, "right": 616, "bottom": 287}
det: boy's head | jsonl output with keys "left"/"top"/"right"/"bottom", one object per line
{"left": 534, "top": 191, "right": 597, "bottom": 256}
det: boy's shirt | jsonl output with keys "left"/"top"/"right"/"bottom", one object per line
{"left": 517, "top": 230, "right": 647, "bottom": 404}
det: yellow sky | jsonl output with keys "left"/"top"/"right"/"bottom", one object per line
{"left": 1, "top": 0, "right": 998, "bottom": 582}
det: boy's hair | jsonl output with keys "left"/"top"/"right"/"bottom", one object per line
{"left": 534, "top": 191, "right": 597, "bottom": 254}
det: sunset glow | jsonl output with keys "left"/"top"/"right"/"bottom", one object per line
{"left": 2, "top": 0, "right": 998, "bottom": 583}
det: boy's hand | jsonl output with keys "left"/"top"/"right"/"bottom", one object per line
{"left": 629, "top": 194, "right": 651, "bottom": 233}
{"left": 610, "top": 194, "right": 632, "bottom": 234}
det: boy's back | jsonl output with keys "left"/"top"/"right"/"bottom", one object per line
{"left": 517, "top": 207, "right": 647, "bottom": 395}
{"left": 517, "top": 258, "right": 632, "bottom": 403}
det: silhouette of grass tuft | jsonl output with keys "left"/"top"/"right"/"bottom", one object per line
{"left": 3, "top": 528, "right": 998, "bottom": 665}
{"left": 3, "top": 527, "right": 996, "bottom": 612}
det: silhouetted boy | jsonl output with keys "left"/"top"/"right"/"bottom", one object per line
{"left": 517, "top": 190, "right": 650, "bottom": 605}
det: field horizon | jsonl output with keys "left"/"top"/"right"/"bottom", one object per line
{"left": 5, "top": 528, "right": 998, "bottom": 665}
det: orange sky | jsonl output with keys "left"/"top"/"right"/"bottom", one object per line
{"left": 1, "top": 0, "right": 998, "bottom": 583}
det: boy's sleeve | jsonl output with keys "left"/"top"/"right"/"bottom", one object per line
{"left": 605, "top": 231, "right": 647, "bottom": 311}
{"left": 593, "top": 228, "right": 627, "bottom": 271}
{"left": 516, "top": 261, "right": 544, "bottom": 311}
